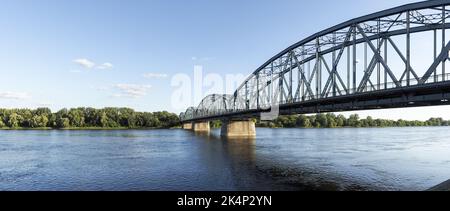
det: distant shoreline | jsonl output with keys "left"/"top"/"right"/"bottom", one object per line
{"left": 2, "top": 126, "right": 449, "bottom": 131}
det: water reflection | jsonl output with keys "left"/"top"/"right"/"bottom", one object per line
{"left": 223, "top": 137, "right": 256, "bottom": 163}
{"left": 191, "top": 131, "right": 286, "bottom": 190}
{"left": 194, "top": 130, "right": 256, "bottom": 164}
{"left": 193, "top": 131, "right": 211, "bottom": 138}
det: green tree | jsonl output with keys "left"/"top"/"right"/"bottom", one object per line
{"left": 296, "top": 115, "right": 309, "bottom": 128}
{"left": 48, "top": 113, "right": 57, "bottom": 128}
{"left": 35, "top": 108, "right": 51, "bottom": 118}
{"left": 83, "top": 107, "right": 100, "bottom": 127}
{"left": 7, "top": 113, "right": 22, "bottom": 128}
{"left": 18, "top": 109, "right": 33, "bottom": 127}
{"left": 118, "top": 108, "right": 136, "bottom": 127}
{"left": 143, "top": 113, "right": 160, "bottom": 128}
{"left": 100, "top": 112, "right": 109, "bottom": 127}
{"left": 30, "top": 115, "right": 49, "bottom": 128}
{"left": 366, "top": 116, "right": 374, "bottom": 127}
{"left": 0, "top": 118, "right": 5, "bottom": 128}
{"left": 348, "top": 114, "right": 360, "bottom": 127}
{"left": 316, "top": 114, "right": 328, "bottom": 128}
{"left": 68, "top": 109, "right": 85, "bottom": 127}
{"left": 56, "top": 117, "right": 70, "bottom": 128}
{"left": 336, "top": 115, "right": 346, "bottom": 127}
{"left": 153, "top": 111, "right": 180, "bottom": 128}
{"left": 210, "top": 120, "right": 222, "bottom": 128}
{"left": 328, "top": 118, "right": 338, "bottom": 128}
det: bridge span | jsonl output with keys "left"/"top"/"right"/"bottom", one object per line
{"left": 181, "top": 0, "right": 450, "bottom": 137}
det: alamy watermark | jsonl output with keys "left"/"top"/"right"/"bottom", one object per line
{"left": 171, "top": 65, "right": 280, "bottom": 120}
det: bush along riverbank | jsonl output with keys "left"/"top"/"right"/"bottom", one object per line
{"left": 0, "top": 108, "right": 180, "bottom": 130}
{"left": 257, "top": 114, "right": 450, "bottom": 128}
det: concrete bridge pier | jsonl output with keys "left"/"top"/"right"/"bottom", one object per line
{"left": 193, "top": 121, "right": 210, "bottom": 132}
{"left": 221, "top": 119, "right": 256, "bottom": 138}
{"left": 182, "top": 122, "right": 193, "bottom": 130}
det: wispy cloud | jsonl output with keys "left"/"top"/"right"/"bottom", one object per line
{"left": 97, "top": 62, "right": 114, "bottom": 70}
{"left": 143, "top": 73, "right": 169, "bottom": 79}
{"left": 113, "top": 84, "right": 152, "bottom": 98}
{"left": 191, "top": 56, "right": 214, "bottom": 62}
{"left": 73, "top": 58, "right": 96, "bottom": 69}
{"left": 0, "top": 91, "right": 31, "bottom": 100}
{"left": 73, "top": 58, "right": 114, "bottom": 70}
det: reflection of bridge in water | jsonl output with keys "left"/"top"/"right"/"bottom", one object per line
{"left": 181, "top": 0, "right": 450, "bottom": 137}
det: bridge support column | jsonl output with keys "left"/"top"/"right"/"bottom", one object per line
{"left": 221, "top": 119, "right": 256, "bottom": 138}
{"left": 182, "top": 122, "right": 193, "bottom": 130}
{"left": 193, "top": 121, "right": 210, "bottom": 132}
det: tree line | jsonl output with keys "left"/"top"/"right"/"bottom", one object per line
{"left": 0, "top": 108, "right": 180, "bottom": 129}
{"left": 256, "top": 114, "right": 450, "bottom": 128}
{"left": 1, "top": 108, "right": 448, "bottom": 130}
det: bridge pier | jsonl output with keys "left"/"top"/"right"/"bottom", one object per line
{"left": 193, "top": 121, "right": 210, "bottom": 132}
{"left": 182, "top": 122, "right": 193, "bottom": 130}
{"left": 221, "top": 119, "right": 256, "bottom": 138}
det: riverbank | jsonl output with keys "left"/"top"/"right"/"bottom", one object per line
{"left": 428, "top": 180, "right": 450, "bottom": 191}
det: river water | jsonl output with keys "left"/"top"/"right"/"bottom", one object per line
{"left": 0, "top": 127, "right": 449, "bottom": 191}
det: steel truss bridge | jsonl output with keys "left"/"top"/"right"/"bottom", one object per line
{"left": 181, "top": 0, "right": 450, "bottom": 123}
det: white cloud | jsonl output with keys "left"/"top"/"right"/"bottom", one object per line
{"left": 143, "top": 73, "right": 169, "bottom": 79}
{"left": 97, "top": 62, "right": 114, "bottom": 70}
{"left": 73, "top": 58, "right": 114, "bottom": 70}
{"left": 0, "top": 91, "right": 31, "bottom": 100}
{"left": 73, "top": 58, "right": 96, "bottom": 69}
{"left": 113, "top": 84, "right": 152, "bottom": 98}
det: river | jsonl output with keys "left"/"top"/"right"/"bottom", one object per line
{"left": 0, "top": 127, "right": 449, "bottom": 191}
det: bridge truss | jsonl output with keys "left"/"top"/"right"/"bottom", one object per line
{"left": 181, "top": 0, "right": 450, "bottom": 122}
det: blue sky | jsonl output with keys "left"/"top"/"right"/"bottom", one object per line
{"left": 0, "top": 0, "right": 449, "bottom": 120}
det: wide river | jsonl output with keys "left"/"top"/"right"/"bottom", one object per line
{"left": 0, "top": 127, "right": 449, "bottom": 191}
